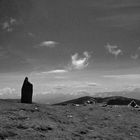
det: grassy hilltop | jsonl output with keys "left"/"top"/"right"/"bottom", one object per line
{"left": 0, "top": 96, "right": 140, "bottom": 140}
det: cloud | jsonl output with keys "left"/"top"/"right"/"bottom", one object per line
{"left": 86, "top": 82, "right": 99, "bottom": 87}
{"left": 1, "top": 17, "right": 18, "bottom": 32}
{"left": 54, "top": 76, "right": 68, "bottom": 79}
{"left": 28, "top": 32, "right": 36, "bottom": 37}
{"left": 103, "top": 74, "right": 140, "bottom": 79}
{"left": 0, "top": 87, "right": 19, "bottom": 99}
{"left": 32, "top": 51, "right": 91, "bottom": 74}
{"left": 87, "top": 1, "right": 140, "bottom": 9}
{"left": 69, "top": 51, "right": 91, "bottom": 70}
{"left": 38, "top": 41, "right": 59, "bottom": 48}
{"left": 40, "top": 69, "right": 68, "bottom": 74}
{"left": 0, "top": 87, "right": 16, "bottom": 95}
{"left": 131, "top": 54, "right": 139, "bottom": 60}
{"left": 105, "top": 43, "right": 122, "bottom": 58}
{"left": 95, "top": 13, "right": 140, "bottom": 30}
{"left": 130, "top": 47, "right": 140, "bottom": 60}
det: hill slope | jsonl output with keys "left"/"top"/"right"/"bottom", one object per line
{"left": 0, "top": 98, "right": 140, "bottom": 139}
{"left": 54, "top": 96, "right": 140, "bottom": 106}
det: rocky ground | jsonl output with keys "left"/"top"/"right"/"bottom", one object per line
{"left": 0, "top": 99, "right": 140, "bottom": 140}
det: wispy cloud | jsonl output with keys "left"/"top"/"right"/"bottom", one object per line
{"left": 28, "top": 32, "right": 36, "bottom": 37}
{"left": 37, "top": 41, "right": 59, "bottom": 48}
{"left": 86, "top": 82, "right": 100, "bottom": 87}
{"left": 88, "top": 1, "right": 140, "bottom": 9}
{"left": 103, "top": 74, "right": 140, "bottom": 79}
{"left": 68, "top": 51, "right": 91, "bottom": 70}
{"left": 131, "top": 54, "right": 139, "bottom": 60}
{"left": 130, "top": 47, "right": 140, "bottom": 60}
{"left": 54, "top": 76, "right": 68, "bottom": 79}
{"left": 105, "top": 43, "right": 122, "bottom": 58}
{"left": 1, "top": 17, "right": 18, "bottom": 32}
{"left": 40, "top": 69, "right": 68, "bottom": 74}
{"left": 96, "top": 13, "right": 140, "bottom": 30}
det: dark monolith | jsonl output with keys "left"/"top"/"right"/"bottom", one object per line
{"left": 21, "top": 77, "right": 33, "bottom": 103}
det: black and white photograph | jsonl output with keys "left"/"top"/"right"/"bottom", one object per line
{"left": 0, "top": 0, "right": 140, "bottom": 139}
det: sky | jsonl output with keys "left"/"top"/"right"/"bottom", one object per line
{"left": 0, "top": 0, "right": 140, "bottom": 99}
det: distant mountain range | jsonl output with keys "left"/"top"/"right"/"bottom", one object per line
{"left": 33, "top": 89, "right": 140, "bottom": 104}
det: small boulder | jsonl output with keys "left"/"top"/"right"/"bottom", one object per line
{"left": 84, "top": 99, "right": 96, "bottom": 105}
{"left": 128, "top": 100, "right": 139, "bottom": 108}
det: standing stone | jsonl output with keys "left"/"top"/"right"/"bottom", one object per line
{"left": 21, "top": 77, "right": 33, "bottom": 103}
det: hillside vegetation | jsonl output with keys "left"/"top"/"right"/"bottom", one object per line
{"left": 0, "top": 97, "right": 140, "bottom": 139}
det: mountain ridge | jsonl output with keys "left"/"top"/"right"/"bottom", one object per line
{"left": 54, "top": 95, "right": 140, "bottom": 106}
